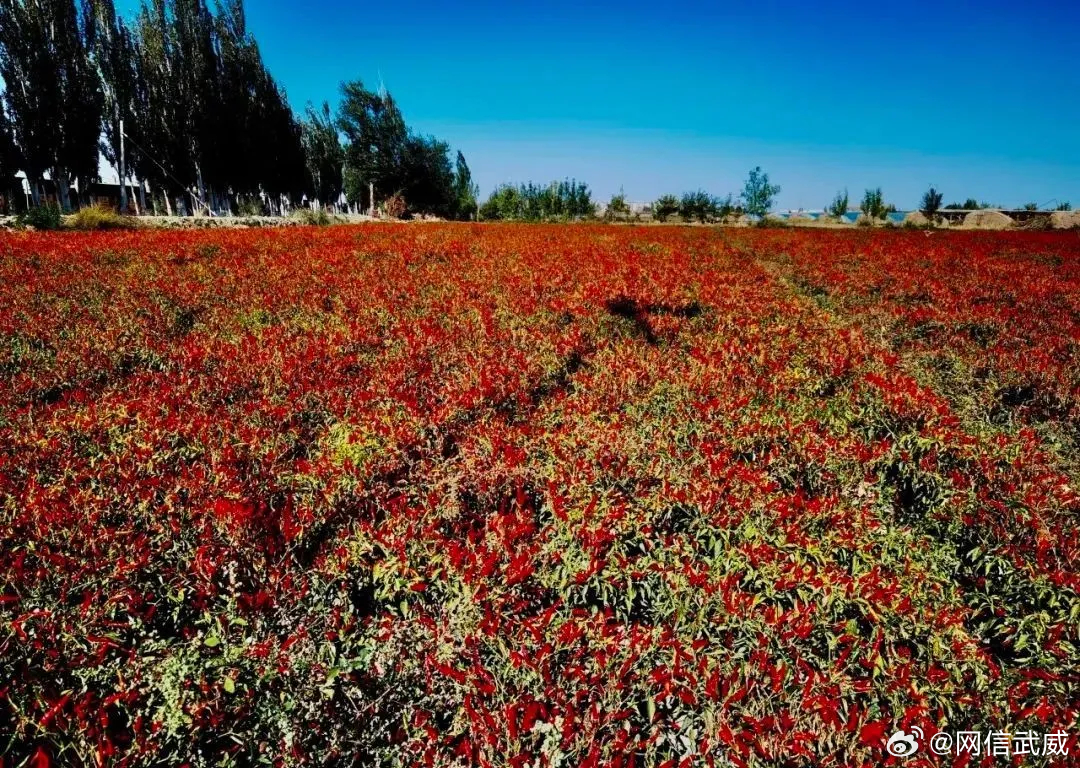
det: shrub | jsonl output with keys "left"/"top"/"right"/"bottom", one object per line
{"left": 69, "top": 203, "right": 133, "bottom": 230}
{"left": 293, "top": 207, "right": 332, "bottom": 226}
{"left": 1020, "top": 215, "right": 1053, "bottom": 231}
{"left": 237, "top": 197, "right": 265, "bottom": 217}
{"left": 16, "top": 204, "right": 62, "bottom": 230}
{"left": 382, "top": 193, "right": 407, "bottom": 220}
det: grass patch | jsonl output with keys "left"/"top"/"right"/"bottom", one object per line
{"left": 68, "top": 204, "right": 136, "bottom": 231}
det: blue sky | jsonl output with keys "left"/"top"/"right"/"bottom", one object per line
{"left": 122, "top": 0, "right": 1079, "bottom": 209}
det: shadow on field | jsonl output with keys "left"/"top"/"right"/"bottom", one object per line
{"left": 604, "top": 296, "right": 705, "bottom": 346}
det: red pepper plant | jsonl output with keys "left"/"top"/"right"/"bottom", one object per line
{"left": 0, "top": 224, "right": 1077, "bottom": 766}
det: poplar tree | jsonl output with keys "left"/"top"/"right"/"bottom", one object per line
{"left": 87, "top": 0, "right": 138, "bottom": 211}
{"left": 452, "top": 150, "right": 478, "bottom": 220}
{"left": 338, "top": 80, "right": 408, "bottom": 211}
{"left": 0, "top": 0, "right": 103, "bottom": 208}
{"left": 302, "top": 101, "right": 344, "bottom": 208}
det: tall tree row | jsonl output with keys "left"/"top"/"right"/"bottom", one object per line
{"left": 0, "top": 0, "right": 471, "bottom": 217}
{"left": 0, "top": 0, "right": 102, "bottom": 209}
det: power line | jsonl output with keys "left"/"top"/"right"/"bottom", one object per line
{"left": 120, "top": 128, "right": 212, "bottom": 215}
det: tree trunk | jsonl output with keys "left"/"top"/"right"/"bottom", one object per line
{"left": 55, "top": 171, "right": 72, "bottom": 212}
{"left": 164, "top": 189, "right": 173, "bottom": 216}
{"left": 118, "top": 110, "right": 128, "bottom": 214}
{"left": 195, "top": 164, "right": 207, "bottom": 215}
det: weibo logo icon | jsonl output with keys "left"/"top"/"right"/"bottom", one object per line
{"left": 886, "top": 726, "right": 923, "bottom": 757}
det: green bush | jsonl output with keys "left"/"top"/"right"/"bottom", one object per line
{"left": 236, "top": 197, "right": 265, "bottom": 217}
{"left": 293, "top": 207, "right": 332, "bottom": 226}
{"left": 17, "top": 204, "right": 62, "bottom": 230}
{"left": 69, "top": 203, "right": 134, "bottom": 230}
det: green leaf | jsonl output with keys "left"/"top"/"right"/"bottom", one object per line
{"left": 204, "top": 634, "right": 221, "bottom": 648}
{"left": 223, "top": 676, "right": 235, "bottom": 694}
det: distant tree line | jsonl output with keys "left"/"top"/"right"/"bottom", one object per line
{"left": 0, "top": 0, "right": 475, "bottom": 218}
{"left": 651, "top": 167, "right": 780, "bottom": 223}
{"left": 478, "top": 179, "right": 594, "bottom": 221}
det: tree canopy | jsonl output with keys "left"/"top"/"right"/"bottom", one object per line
{"left": 740, "top": 167, "right": 779, "bottom": 218}
{"left": 0, "top": 0, "right": 469, "bottom": 217}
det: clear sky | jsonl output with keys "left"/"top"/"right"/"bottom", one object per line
{"left": 120, "top": 0, "right": 1080, "bottom": 209}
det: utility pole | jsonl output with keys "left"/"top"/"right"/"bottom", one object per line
{"left": 119, "top": 118, "right": 128, "bottom": 213}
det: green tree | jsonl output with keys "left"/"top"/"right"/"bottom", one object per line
{"left": 680, "top": 190, "right": 718, "bottom": 223}
{"left": 920, "top": 186, "right": 943, "bottom": 222}
{"left": 302, "top": 101, "right": 344, "bottom": 208}
{"left": 130, "top": 0, "right": 207, "bottom": 213}
{"left": 1055, "top": 202, "right": 1072, "bottom": 211}
{"left": 337, "top": 79, "right": 407, "bottom": 211}
{"left": 653, "top": 194, "right": 679, "bottom": 222}
{"left": 399, "top": 133, "right": 454, "bottom": 217}
{"left": 860, "top": 187, "right": 886, "bottom": 220}
{"left": 0, "top": 0, "right": 103, "bottom": 209}
{"left": 451, "top": 150, "right": 478, "bottom": 220}
{"left": 1021, "top": 202, "right": 1038, "bottom": 211}
{"left": 715, "top": 193, "right": 734, "bottom": 221}
{"left": 87, "top": 0, "right": 138, "bottom": 211}
{"left": 0, "top": 102, "right": 19, "bottom": 171}
{"left": 479, "top": 184, "right": 519, "bottom": 220}
{"left": 827, "top": 189, "right": 849, "bottom": 218}
{"left": 215, "top": 1, "right": 306, "bottom": 209}
{"left": 605, "top": 189, "right": 630, "bottom": 221}
{"left": 479, "top": 179, "right": 593, "bottom": 221}
{"left": 169, "top": 0, "right": 219, "bottom": 209}
{"left": 740, "top": 166, "right": 779, "bottom": 218}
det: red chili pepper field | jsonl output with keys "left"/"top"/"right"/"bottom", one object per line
{"left": 1, "top": 224, "right": 1078, "bottom": 767}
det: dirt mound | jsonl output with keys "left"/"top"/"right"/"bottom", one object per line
{"left": 904, "top": 211, "right": 931, "bottom": 227}
{"left": 1051, "top": 210, "right": 1080, "bottom": 229}
{"left": 961, "top": 210, "right": 1014, "bottom": 230}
